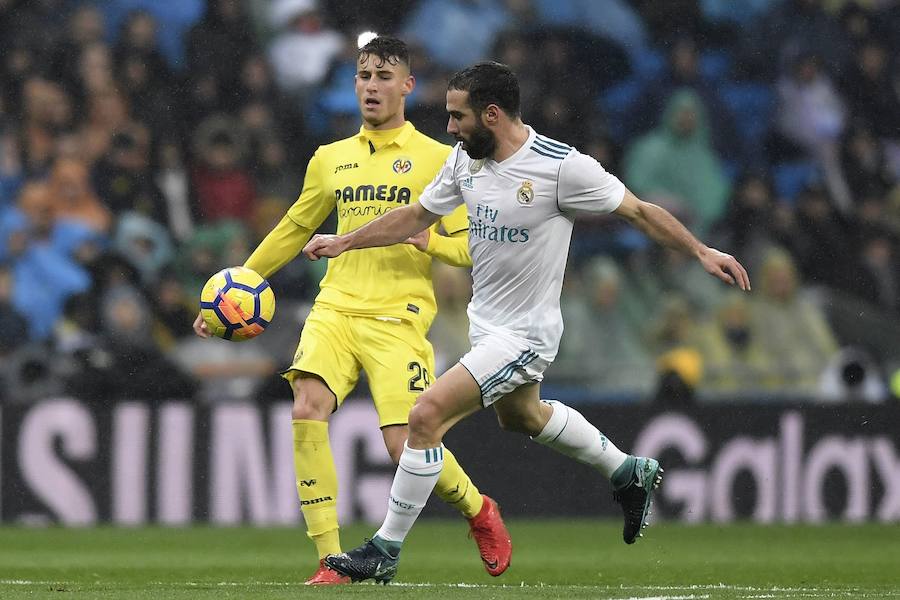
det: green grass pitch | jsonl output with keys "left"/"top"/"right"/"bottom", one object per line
{"left": 2, "top": 521, "right": 898, "bottom": 599}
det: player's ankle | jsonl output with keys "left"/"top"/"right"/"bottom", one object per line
{"left": 372, "top": 535, "right": 402, "bottom": 559}
{"left": 611, "top": 455, "right": 636, "bottom": 490}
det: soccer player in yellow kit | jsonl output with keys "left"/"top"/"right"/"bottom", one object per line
{"left": 193, "top": 36, "right": 511, "bottom": 585}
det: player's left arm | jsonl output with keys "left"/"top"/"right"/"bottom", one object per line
{"left": 426, "top": 227, "right": 471, "bottom": 267}
{"left": 405, "top": 204, "right": 472, "bottom": 267}
{"left": 613, "top": 189, "right": 751, "bottom": 290}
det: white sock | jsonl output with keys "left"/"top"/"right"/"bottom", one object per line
{"left": 375, "top": 441, "right": 443, "bottom": 543}
{"left": 532, "top": 400, "right": 628, "bottom": 478}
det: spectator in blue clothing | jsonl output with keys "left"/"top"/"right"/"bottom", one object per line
{"left": 5, "top": 182, "right": 91, "bottom": 341}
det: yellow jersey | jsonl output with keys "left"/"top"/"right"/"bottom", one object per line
{"left": 244, "top": 122, "right": 469, "bottom": 326}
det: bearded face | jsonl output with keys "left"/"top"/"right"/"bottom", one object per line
{"left": 455, "top": 116, "right": 497, "bottom": 159}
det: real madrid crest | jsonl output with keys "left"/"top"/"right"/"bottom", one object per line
{"left": 516, "top": 180, "right": 535, "bottom": 205}
{"left": 469, "top": 159, "right": 485, "bottom": 174}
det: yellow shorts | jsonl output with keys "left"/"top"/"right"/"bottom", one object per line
{"left": 282, "top": 306, "right": 435, "bottom": 427}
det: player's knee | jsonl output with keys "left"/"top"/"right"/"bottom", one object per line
{"left": 291, "top": 397, "right": 331, "bottom": 421}
{"left": 290, "top": 379, "right": 335, "bottom": 421}
{"left": 408, "top": 398, "right": 443, "bottom": 440}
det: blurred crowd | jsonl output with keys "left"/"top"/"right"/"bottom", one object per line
{"left": 1, "top": 0, "right": 899, "bottom": 405}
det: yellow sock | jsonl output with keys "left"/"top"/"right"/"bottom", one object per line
{"left": 433, "top": 447, "right": 484, "bottom": 519}
{"left": 309, "top": 529, "right": 340, "bottom": 560}
{"left": 293, "top": 419, "right": 341, "bottom": 559}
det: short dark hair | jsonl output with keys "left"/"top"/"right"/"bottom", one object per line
{"left": 448, "top": 62, "right": 520, "bottom": 118}
{"left": 358, "top": 36, "right": 411, "bottom": 70}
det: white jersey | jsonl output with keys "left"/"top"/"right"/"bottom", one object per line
{"left": 419, "top": 126, "right": 625, "bottom": 360}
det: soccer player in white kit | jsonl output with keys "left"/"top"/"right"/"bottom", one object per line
{"left": 305, "top": 62, "right": 751, "bottom": 584}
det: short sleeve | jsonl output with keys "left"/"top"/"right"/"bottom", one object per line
{"left": 557, "top": 151, "right": 626, "bottom": 215}
{"left": 419, "top": 145, "right": 463, "bottom": 216}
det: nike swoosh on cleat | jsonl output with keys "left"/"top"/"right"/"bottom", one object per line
{"left": 373, "top": 561, "right": 393, "bottom": 578}
{"left": 484, "top": 559, "right": 498, "bottom": 570}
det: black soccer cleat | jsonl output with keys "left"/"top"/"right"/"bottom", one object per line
{"left": 323, "top": 539, "right": 399, "bottom": 585}
{"left": 613, "top": 457, "right": 663, "bottom": 544}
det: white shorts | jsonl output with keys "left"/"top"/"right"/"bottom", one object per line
{"left": 459, "top": 337, "right": 551, "bottom": 407}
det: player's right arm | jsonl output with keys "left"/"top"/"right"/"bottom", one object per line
{"left": 304, "top": 145, "right": 464, "bottom": 261}
{"left": 303, "top": 202, "right": 441, "bottom": 260}
{"left": 193, "top": 152, "right": 333, "bottom": 337}
{"left": 242, "top": 214, "right": 317, "bottom": 279}
{"left": 244, "top": 152, "right": 333, "bottom": 278}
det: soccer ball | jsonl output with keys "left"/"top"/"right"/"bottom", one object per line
{"left": 199, "top": 267, "right": 275, "bottom": 341}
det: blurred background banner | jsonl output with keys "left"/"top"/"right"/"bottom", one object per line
{"left": 2, "top": 398, "right": 898, "bottom": 525}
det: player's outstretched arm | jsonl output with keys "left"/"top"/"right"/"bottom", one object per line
{"left": 613, "top": 189, "right": 751, "bottom": 291}
{"left": 244, "top": 214, "right": 317, "bottom": 279}
{"left": 303, "top": 203, "right": 441, "bottom": 261}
